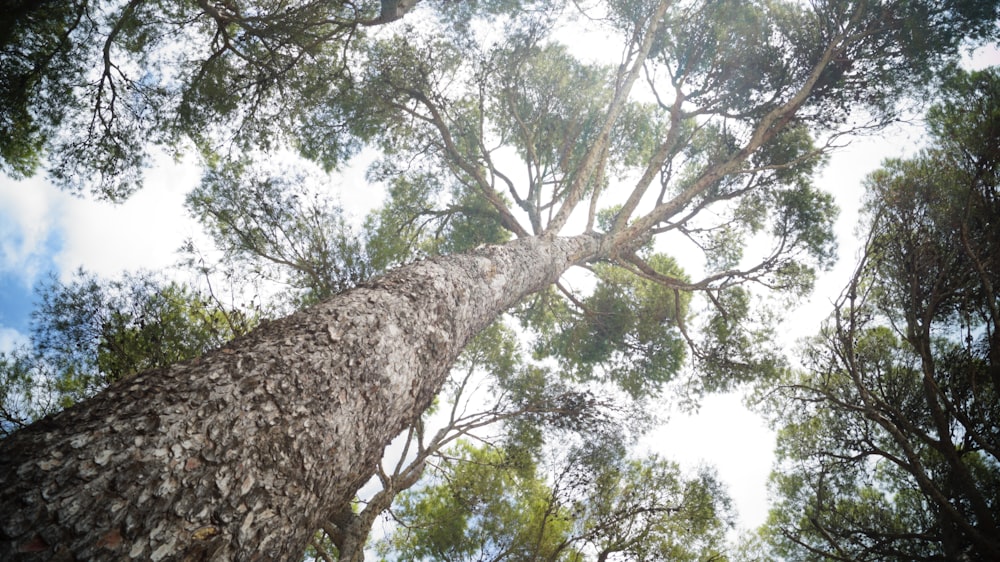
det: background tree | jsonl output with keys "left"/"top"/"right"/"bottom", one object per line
{"left": 1, "top": 1, "right": 997, "bottom": 559}
{"left": 186, "top": 159, "right": 379, "bottom": 308}
{"left": 761, "top": 67, "right": 1000, "bottom": 561}
{"left": 0, "top": 270, "right": 251, "bottom": 436}
{"left": 379, "top": 440, "right": 734, "bottom": 561}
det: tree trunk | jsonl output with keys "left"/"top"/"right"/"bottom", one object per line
{"left": 0, "top": 234, "right": 602, "bottom": 561}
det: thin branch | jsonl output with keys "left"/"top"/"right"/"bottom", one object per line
{"left": 545, "top": 0, "right": 673, "bottom": 235}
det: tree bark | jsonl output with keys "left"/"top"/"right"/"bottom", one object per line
{"left": 0, "top": 234, "right": 602, "bottom": 561}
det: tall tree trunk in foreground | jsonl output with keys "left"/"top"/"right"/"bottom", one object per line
{"left": 0, "top": 235, "right": 603, "bottom": 561}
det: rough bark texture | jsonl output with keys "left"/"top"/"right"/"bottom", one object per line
{"left": 0, "top": 235, "right": 602, "bottom": 561}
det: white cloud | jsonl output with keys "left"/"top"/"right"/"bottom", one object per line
{"left": 965, "top": 43, "right": 1000, "bottom": 70}
{"left": 0, "top": 175, "right": 61, "bottom": 287}
{"left": 1, "top": 154, "right": 206, "bottom": 288}
{"left": 52, "top": 158, "right": 203, "bottom": 280}
{"left": 54, "top": 187, "right": 195, "bottom": 276}
{"left": 327, "top": 148, "right": 386, "bottom": 227}
{"left": 0, "top": 326, "right": 29, "bottom": 353}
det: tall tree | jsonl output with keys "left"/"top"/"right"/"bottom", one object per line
{"left": 762, "top": 67, "right": 1000, "bottom": 561}
{"left": 1, "top": 1, "right": 996, "bottom": 559}
{"left": 185, "top": 157, "right": 679, "bottom": 559}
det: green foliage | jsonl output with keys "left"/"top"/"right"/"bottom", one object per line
{"left": 534, "top": 254, "right": 689, "bottom": 399}
{"left": 436, "top": 185, "right": 514, "bottom": 254}
{"left": 188, "top": 158, "right": 377, "bottom": 307}
{"left": 380, "top": 441, "right": 735, "bottom": 561}
{"left": 3, "top": 0, "right": 537, "bottom": 197}
{"left": 662, "top": 118, "right": 837, "bottom": 316}
{"left": 769, "top": 182, "right": 837, "bottom": 272}
{"left": 695, "top": 287, "right": 786, "bottom": 398}
{"left": 380, "top": 441, "right": 572, "bottom": 561}
{"left": 649, "top": 0, "right": 999, "bottom": 129}
{"left": 33, "top": 270, "right": 248, "bottom": 384}
{"left": 0, "top": 270, "right": 249, "bottom": 434}
{"left": 764, "top": 338, "right": 999, "bottom": 560}
{"left": 569, "top": 452, "right": 735, "bottom": 561}
{"left": 928, "top": 67, "right": 1000, "bottom": 169}
{"left": 490, "top": 43, "right": 613, "bottom": 181}
{"left": 860, "top": 68, "right": 1000, "bottom": 328}
{"left": 451, "top": 320, "right": 635, "bottom": 468}
{"left": 363, "top": 171, "right": 442, "bottom": 267}
{"left": 363, "top": 167, "right": 512, "bottom": 262}
{"left": 651, "top": 0, "right": 790, "bottom": 118}
{"left": 0, "top": 348, "right": 57, "bottom": 437}
{"left": 0, "top": 0, "right": 89, "bottom": 179}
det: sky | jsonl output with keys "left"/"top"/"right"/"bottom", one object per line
{"left": 1, "top": 33, "right": 997, "bottom": 542}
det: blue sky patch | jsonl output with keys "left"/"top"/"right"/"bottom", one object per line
{"left": 0, "top": 209, "right": 64, "bottom": 337}
{"left": 0, "top": 270, "right": 36, "bottom": 335}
